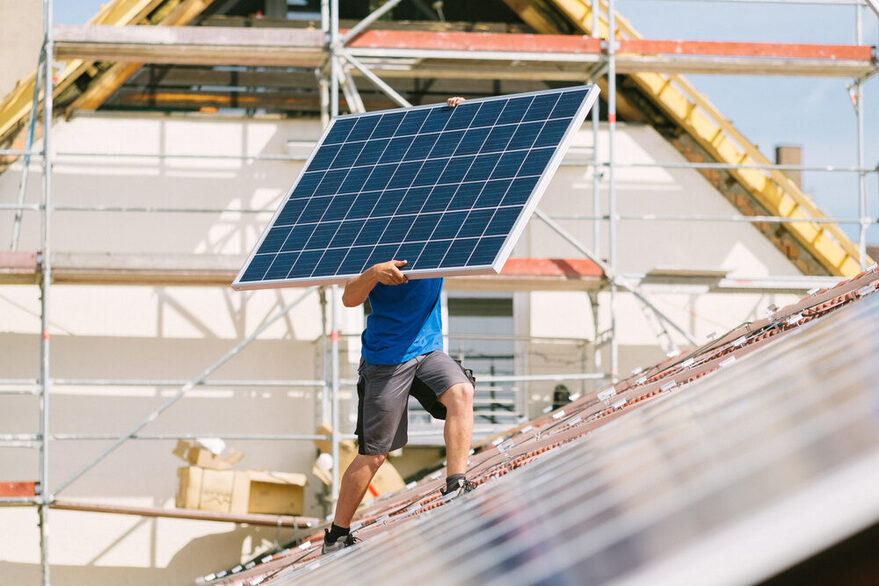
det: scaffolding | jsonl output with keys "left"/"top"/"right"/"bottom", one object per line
{"left": 0, "top": 0, "right": 877, "bottom": 584}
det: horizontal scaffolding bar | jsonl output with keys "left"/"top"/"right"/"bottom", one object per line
{"left": 50, "top": 499, "right": 321, "bottom": 528}
{"left": 549, "top": 214, "right": 878, "bottom": 225}
{"left": 0, "top": 497, "right": 42, "bottom": 506}
{"left": 50, "top": 433, "right": 329, "bottom": 441}
{"left": 51, "top": 378, "right": 327, "bottom": 388}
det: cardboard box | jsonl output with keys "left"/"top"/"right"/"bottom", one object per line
{"left": 176, "top": 467, "right": 306, "bottom": 515}
{"left": 173, "top": 439, "right": 243, "bottom": 471}
{"left": 312, "top": 424, "right": 406, "bottom": 503}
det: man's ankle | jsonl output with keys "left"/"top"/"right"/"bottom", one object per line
{"left": 325, "top": 523, "right": 350, "bottom": 543}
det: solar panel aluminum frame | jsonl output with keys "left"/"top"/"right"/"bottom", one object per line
{"left": 232, "top": 85, "right": 600, "bottom": 290}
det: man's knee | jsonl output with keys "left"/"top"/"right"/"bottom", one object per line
{"left": 355, "top": 452, "right": 387, "bottom": 473}
{"left": 439, "top": 382, "right": 474, "bottom": 411}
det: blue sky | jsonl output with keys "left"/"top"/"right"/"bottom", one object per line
{"left": 55, "top": 0, "right": 878, "bottom": 244}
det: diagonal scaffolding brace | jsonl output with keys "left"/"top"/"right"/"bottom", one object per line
{"left": 52, "top": 286, "right": 319, "bottom": 497}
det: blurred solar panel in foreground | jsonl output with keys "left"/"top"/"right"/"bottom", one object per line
{"left": 233, "top": 85, "right": 599, "bottom": 289}
{"left": 259, "top": 274, "right": 879, "bottom": 585}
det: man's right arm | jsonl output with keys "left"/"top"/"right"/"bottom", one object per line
{"left": 342, "top": 260, "right": 409, "bottom": 307}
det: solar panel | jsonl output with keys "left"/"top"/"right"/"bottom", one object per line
{"left": 232, "top": 85, "right": 600, "bottom": 290}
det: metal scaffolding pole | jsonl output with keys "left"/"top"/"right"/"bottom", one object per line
{"left": 591, "top": 0, "right": 602, "bottom": 257}
{"left": 330, "top": 284, "right": 341, "bottom": 506}
{"left": 855, "top": 6, "right": 869, "bottom": 268}
{"left": 38, "top": 1, "right": 54, "bottom": 583}
{"left": 607, "top": 0, "right": 619, "bottom": 380}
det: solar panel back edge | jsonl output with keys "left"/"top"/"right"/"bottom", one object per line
{"left": 232, "top": 85, "right": 599, "bottom": 290}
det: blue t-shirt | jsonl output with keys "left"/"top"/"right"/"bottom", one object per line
{"left": 361, "top": 278, "right": 443, "bottom": 365}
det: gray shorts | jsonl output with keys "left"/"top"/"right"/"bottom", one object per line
{"left": 355, "top": 350, "right": 473, "bottom": 455}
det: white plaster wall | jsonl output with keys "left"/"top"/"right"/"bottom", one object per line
{"left": 0, "top": 112, "right": 809, "bottom": 584}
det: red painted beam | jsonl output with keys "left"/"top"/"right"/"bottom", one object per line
{"left": 347, "top": 29, "right": 602, "bottom": 54}
{"left": 619, "top": 39, "right": 874, "bottom": 61}
{"left": 501, "top": 258, "right": 604, "bottom": 278}
{"left": 0, "top": 481, "right": 39, "bottom": 497}
{"left": 346, "top": 29, "right": 875, "bottom": 62}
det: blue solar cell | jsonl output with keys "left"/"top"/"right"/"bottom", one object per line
{"left": 404, "top": 133, "right": 440, "bottom": 161}
{"left": 534, "top": 118, "right": 570, "bottom": 148}
{"left": 388, "top": 162, "right": 421, "bottom": 189}
{"left": 469, "top": 236, "right": 506, "bottom": 265}
{"left": 363, "top": 164, "right": 396, "bottom": 192}
{"left": 291, "top": 172, "right": 322, "bottom": 199}
{"left": 347, "top": 192, "right": 381, "bottom": 219}
{"left": 309, "top": 143, "right": 341, "bottom": 171}
{"left": 299, "top": 197, "right": 332, "bottom": 223}
{"left": 496, "top": 96, "right": 533, "bottom": 125}
{"left": 414, "top": 240, "right": 452, "bottom": 269}
{"left": 523, "top": 93, "right": 561, "bottom": 122}
{"left": 380, "top": 215, "right": 415, "bottom": 244}
{"left": 313, "top": 170, "right": 347, "bottom": 196}
{"left": 323, "top": 117, "right": 356, "bottom": 144}
{"left": 395, "top": 109, "right": 430, "bottom": 135}
{"left": 355, "top": 217, "right": 391, "bottom": 246}
{"left": 438, "top": 156, "right": 475, "bottom": 184}
{"left": 372, "top": 189, "right": 406, "bottom": 217}
{"left": 241, "top": 253, "right": 273, "bottom": 281}
{"left": 502, "top": 176, "right": 540, "bottom": 206}
{"left": 330, "top": 220, "right": 365, "bottom": 248}
{"left": 519, "top": 147, "right": 555, "bottom": 176}
{"left": 323, "top": 194, "right": 356, "bottom": 221}
{"left": 354, "top": 138, "right": 390, "bottom": 166}
{"left": 396, "top": 241, "right": 426, "bottom": 264}
{"left": 258, "top": 226, "right": 291, "bottom": 254}
{"left": 412, "top": 158, "right": 448, "bottom": 187}
{"left": 490, "top": 150, "right": 527, "bottom": 179}
{"left": 331, "top": 142, "right": 366, "bottom": 169}
{"left": 396, "top": 186, "right": 431, "bottom": 214}
{"left": 430, "top": 131, "right": 465, "bottom": 158}
{"left": 419, "top": 107, "right": 454, "bottom": 133}
{"left": 347, "top": 115, "right": 381, "bottom": 141}
{"left": 265, "top": 252, "right": 299, "bottom": 280}
{"left": 421, "top": 184, "right": 457, "bottom": 213}
{"left": 507, "top": 122, "right": 543, "bottom": 151}
{"left": 406, "top": 213, "right": 441, "bottom": 241}
{"left": 339, "top": 167, "right": 371, "bottom": 194}
{"left": 314, "top": 248, "right": 348, "bottom": 275}
{"left": 371, "top": 112, "right": 405, "bottom": 138}
{"left": 440, "top": 238, "right": 479, "bottom": 268}
{"left": 474, "top": 179, "right": 511, "bottom": 208}
{"left": 464, "top": 154, "right": 501, "bottom": 182}
{"left": 445, "top": 102, "right": 481, "bottom": 131}
{"left": 485, "top": 206, "right": 521, "bottom": 236}
{"left": 432, "top": 211, "right": 467, "bottom": 240}
{"left": 366, "top": 243, "right": 400, "bottom": 267}
{"left": 379, "top": 136, "right": 415, "bottom": 164}
{"left": 454, "top": 128, "right": 490, "bottom": 156}
{"left": 448, "top": 183, "right": 483, "bottom": 210}
{"left": 235, "top": 85, "right": 598, "bottom": 288}
{"left": 470, "top": 100, "right": 504, "bottom": 128}
{"left": 551, "top": 89, "right": 589, "bottom": 118}
{"left": 339, "top": 246, "right": 373, "bottom": 274}
{"left": 458, "top": 209, "right": 494, "bottom": 238}
{"left": 304, "top": 221, "right": 340, "bottom": 250}
{"left": 288, "top": 250, "right": 323, "bottom": 278}
{"left": 481, "top": 125, "right": 515, "bottom": 153}
{"left": 276, "top": 199, "right": 307, "bottom": 226}
{"left": 281, "top": 223, "right": 316, "bottom": 252}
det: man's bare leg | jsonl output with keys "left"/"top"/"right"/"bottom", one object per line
{"left": 438, "top": 382, "right": 475, "bottom": 476}
{"left": 332, "top": 453, "right": 386, "bottom": 528}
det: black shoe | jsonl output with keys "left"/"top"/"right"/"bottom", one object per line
{"left": 440, "top": 478, "right": 476, "bottom": 501}
{"left": 321, "top": 529, "right": 359, "bottom": 554}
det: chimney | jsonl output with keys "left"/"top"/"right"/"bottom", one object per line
{"left": 775, "top": 145, "right": 802, "bottom": 189}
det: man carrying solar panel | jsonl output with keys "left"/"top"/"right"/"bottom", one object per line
{"left": 322, "top": 98, "right": 477, "bottom": 554}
